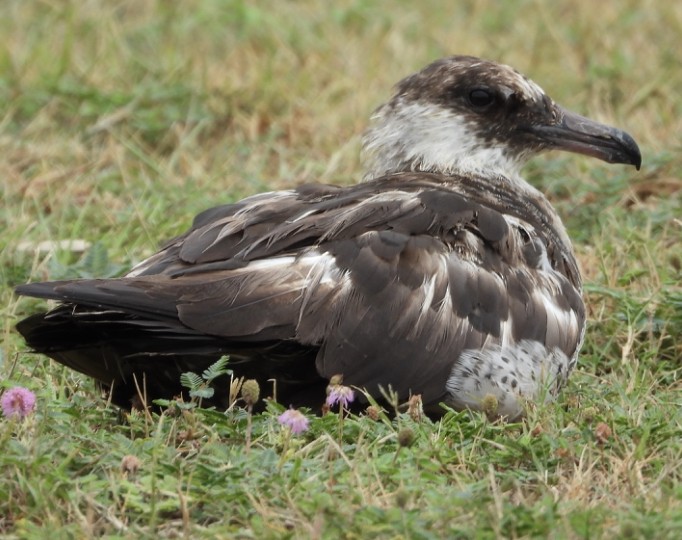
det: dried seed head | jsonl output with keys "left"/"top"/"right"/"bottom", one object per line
{"left": 555, "top": 447, "right": 573, "bottom": 462}
{"left": 121, "top": 455, "right": 142, "bottom": 475}
{"left": 397, "top": 427, "right": 415, "bottom": 448}
{"left": 395, "top": 488, "right": 409, "bottom": 509}
{"left": 328, "top": 374, "right": 344, "bottom": 387}
{"left": 594, "top": 422, "right": 612, "bottom": 444}
{"left": 406, "top": 394, "right": 423, "bottom": 422}
{"left": 241, "top": 379, "right": 260, "bottom": 407}
{"left": 365, "top": 405, "right": 381, "bottom": 421}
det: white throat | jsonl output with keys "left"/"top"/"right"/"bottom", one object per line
{"left": 362, "top": 101, "right": 526, "bottom": 181}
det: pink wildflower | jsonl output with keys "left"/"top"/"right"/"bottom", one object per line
{"left": 326, "top": 385, "right": 355, "bottom": 409}
{"left": 277, "top": 408, "right": 309, "bottom": 434}
{"left": 1, "top": 387, "right": 36, "bottom": 419}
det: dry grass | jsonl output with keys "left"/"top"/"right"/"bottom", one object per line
{"left": 1, "top": 0, "right": 681, "bottom": 537}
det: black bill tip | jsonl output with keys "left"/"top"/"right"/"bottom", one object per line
{"left": 529, "top": 106, "right": 642, "bottom": 171}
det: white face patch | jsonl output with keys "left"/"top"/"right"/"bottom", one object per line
{"left": 362, "top": 101, "right": 525, "bottom": 181}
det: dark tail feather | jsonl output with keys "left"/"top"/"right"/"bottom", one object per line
{"left": 16, "top": 306, "right": 324, "bottom": 408}
{"left": 16, "top": 307, "right": 234, "bottom": 407}
{"left": 15, "top": 281, "right": 75, "bottom": 302}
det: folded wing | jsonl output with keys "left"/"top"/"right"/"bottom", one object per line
{"left": 16, "top": 173, "right": 584, "bottom": 408}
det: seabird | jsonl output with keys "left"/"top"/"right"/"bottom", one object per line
{"left": 15, "top": 56, "right": 641, "bottom": 418}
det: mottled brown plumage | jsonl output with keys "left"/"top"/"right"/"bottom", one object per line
{"left": 16, "top": 56, "right": 641, "bottom": 416}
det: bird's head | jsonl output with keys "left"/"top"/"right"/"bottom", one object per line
{"left": 362, "top": 55, "right": 641, "bottom": 180}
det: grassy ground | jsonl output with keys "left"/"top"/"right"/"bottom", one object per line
{"left": 1, "top": 0, "right": 681, "bottom": 537}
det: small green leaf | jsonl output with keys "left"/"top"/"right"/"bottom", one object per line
{"left": 180, "top": 371, "right": 204, "bottom": 391}
{"left": 190, "top": 387, "right": 215, "bottom": 399}
{"left": 201, "top": 355, "right": 231, "bottom": 383}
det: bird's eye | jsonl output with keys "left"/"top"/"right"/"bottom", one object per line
{"left": 468, "top": 88, "right": 495, "bottom": 108}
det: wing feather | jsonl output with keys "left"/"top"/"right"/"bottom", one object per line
{"left": 16, "top": 173, "right": 585, "bottom": 408}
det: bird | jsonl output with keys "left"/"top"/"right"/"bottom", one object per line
{"left": 15, "top": 55, "right": 641, "bottom": 418}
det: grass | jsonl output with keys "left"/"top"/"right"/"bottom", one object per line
{"left": 1, "top": 0, "right": 681, "bottom": 537}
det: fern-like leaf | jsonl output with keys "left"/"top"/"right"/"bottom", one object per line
{"left": 202, "top": 355, "right": 231, "bottom": 383}
{"left": 180, "top": 371, "right": 204, "bottom": 391}
{"left": 189, "top": 387, "right": 215, "bottom": 399}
